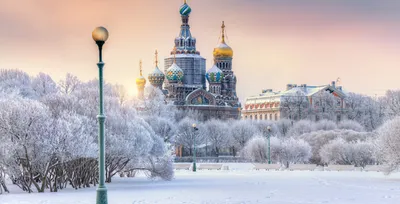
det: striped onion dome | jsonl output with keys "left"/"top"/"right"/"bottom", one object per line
{"left": 180, "top": 2, "right": 192, "bottom": 16}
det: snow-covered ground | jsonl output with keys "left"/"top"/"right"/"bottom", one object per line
{"left": 1, "top": 167, "right": 400, "bottom": 204}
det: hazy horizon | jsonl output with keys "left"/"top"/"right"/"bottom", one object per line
{"left": 1, "top": 0, "right": 400, "bottom": 100}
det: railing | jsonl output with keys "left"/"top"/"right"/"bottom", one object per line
{"left": 174, "top": 156, "right": 250, "bottom": 163}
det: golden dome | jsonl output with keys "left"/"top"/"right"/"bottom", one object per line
{"left": 136, "top": 60, "right": 146, "bottom": 87}
{"left": 213, "top": 42, "right": 233, "bottom": 58}
{"left": 213, "top": 21, "right": 233, "bottom": 58}
{"left": 136, "top": 76, "right": 146, "bottom": 86}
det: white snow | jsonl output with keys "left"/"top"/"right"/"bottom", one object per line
{"left": 1, "top": 168, "right": 399, "bottom": 204}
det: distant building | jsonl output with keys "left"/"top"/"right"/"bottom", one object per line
{"left": 242, "top": 81, "right": 347, "bottom": 122}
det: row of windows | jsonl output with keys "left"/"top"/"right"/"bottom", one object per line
{"left": 244, "top": 113, "right": 279, "bottom": 121}
{"left": 176, "top": 39, "right": 196, "bottom": 48}
{"left": 217, "top": 62, "right": 231, "bottom": 70}
{"left": 210, "top": 86, "right": 221, "bottom": 94}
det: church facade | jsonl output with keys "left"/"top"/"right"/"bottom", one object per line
{"left": 137, "top": 0, "right": 241, "bottom": 120}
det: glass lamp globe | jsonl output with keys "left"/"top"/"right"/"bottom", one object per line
{"left": 192, "top": 123, "right": 197, "bottom": 128}
{"left": 92, "top": 27, "right": 109, "bottom": 42}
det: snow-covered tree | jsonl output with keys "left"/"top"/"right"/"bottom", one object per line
{"left": 345, "top": 92, "right": 383, "bottom": 131}
{"left": 320, "top": 138, "right": 375, "bottom": 167}
{"left": 0, "top": 69, "right": 35, "bottom": 98}
{"left": 276, "top": 119, "right": 293, "bottom": 137}
{"left": 312, "top": 91, "right": 338, "bottom": 121}
{"left": 314, "top": 119, "right": 337, "bottom": 131}
{"left": 280, "top": 91, "right": 310, "bottom": 121}
{"left": 279, "top": 138, "right": 312, "bottom": 167}
{"left": 230, "top": 120, "right": 258, "bottom": 152}
{"left": 382, "top": 90, "right": 400, "bottom": 118}
{"left": 58, "top": 73, "right": 81, "bottom": 95}
{"left": 288, "top": 120, "right": 314, "bottom": 136}
{"left": 338, "top": 120, "right": 365, "bottom": 132}
{"left": 144, "top": 116, "right": 176, "bottom": 143}
{"left": 241, "top": 136, "right": 272, "bottom": 163}
{"left": 376, "top": 117, "right": 400, "bottom": 173}
{"left": 31, "top": 72, "right": 57, "bottom": 98}
{"left": 300, "top": 130, "right": 374, "bottom": 164}
{"left": 203, "top": 120, "right": 230, "bottom": 157}
{"left": 174, "top": 117, "right": 204, "bottom": 156}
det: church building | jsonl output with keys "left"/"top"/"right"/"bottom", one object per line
{"left": 136, "top": 0, "right": 241, "bottom": 120}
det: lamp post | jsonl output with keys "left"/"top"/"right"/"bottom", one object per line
{"left": 192, "top": 123, "right": 199, "bottom": 172}
{"left": 267, "top": 126, "right": 271, "bottom": 164}
{"left": 92, "top": 26, "right": 109, "bottom": 204}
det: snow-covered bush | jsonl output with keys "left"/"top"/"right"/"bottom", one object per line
{"left": 288, "top": 120, "right": 314, "bottom": 136}
{"left": 320, "top": 139, "right": 375, "bottom": 167}
{"left": 314, "top": 120, "right": 337, "bottom": 131}
{"left": 299, "top": 130, "right": 374, "bottom": 164}
{"left": 279, "top": 138, "right": 312, "bottom": 167}
{"left": 376, "top": 117, "right": 400, "bottom": 173}
{"left": 338, "top": 120, "right": 365, "bottom": 132}
{"left": 242, "top": 136, "right": 311, "bottom": 165}
{"left": 241, "top": 136, "right": 271, "bottom": 163}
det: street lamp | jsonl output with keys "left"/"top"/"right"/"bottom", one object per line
{"left": 267, "top": 126, "right": 271, "bottom": 164}
{"left": 92, "top": 26, "right": 109, "bottom": 204}
{"left": 192, "top": 123, "right": 199, "bottom": 172}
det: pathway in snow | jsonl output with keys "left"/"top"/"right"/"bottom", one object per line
{"left": 0, "top": 171, "right": 399, "bottom": 204}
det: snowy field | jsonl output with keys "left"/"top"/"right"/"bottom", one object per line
{"left": 1, "top": 166, "right": 400, "bottom": 204}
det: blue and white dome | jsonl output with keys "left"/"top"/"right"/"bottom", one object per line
{"left": 180, "top": 1, "right": 192, "bottom": 16}
{"left": 148, "top": 66, "right": 165, "bottom": 86}
{"left": 166, "top": 63, "right": 184, "bottom": 82}
{"left": 206, "top": 65, "right": 223, "bottom": 83}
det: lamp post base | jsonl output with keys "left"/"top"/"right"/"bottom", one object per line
{"left": 193, "top": 163, "right": 196, "bottom": 172}
{"left": 96, "top": 186, "right": 108, "bottom": 204}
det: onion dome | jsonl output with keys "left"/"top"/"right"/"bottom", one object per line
{"left": 166, "top": 63, "right": 184, "bottom": 82}
{"left": 206, "top": 64, "right": 224, "bottom": 83}
{"left": 180, "top": 0, "right": 192, "bottom": 16}
{"left": 213, "top": 21, "right": 233, "bottom": 58}
{"left": 136, "top": 60, "right": 146, "bottom": 87}
{"left": 148, "top": 50, "right": 165, "bottom": 86}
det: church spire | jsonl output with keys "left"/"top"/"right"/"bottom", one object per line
{"left": 136, "top": 59, "right": 146, "bottom": 99}
{"left": 173, "top": 46, "right": 177, "bottom": 63}
{"left": 221, "top": 21, "right": 226, "bottom": 43}
{"left": 155, "top": 50, "right": 159, "bottom": 67}
{"left": 139, "top": 59, "right": 143, "bottom": 76}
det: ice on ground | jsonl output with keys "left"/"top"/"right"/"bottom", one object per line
{"left": 0, "top": 170, "right": 399, "bottom": 204}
